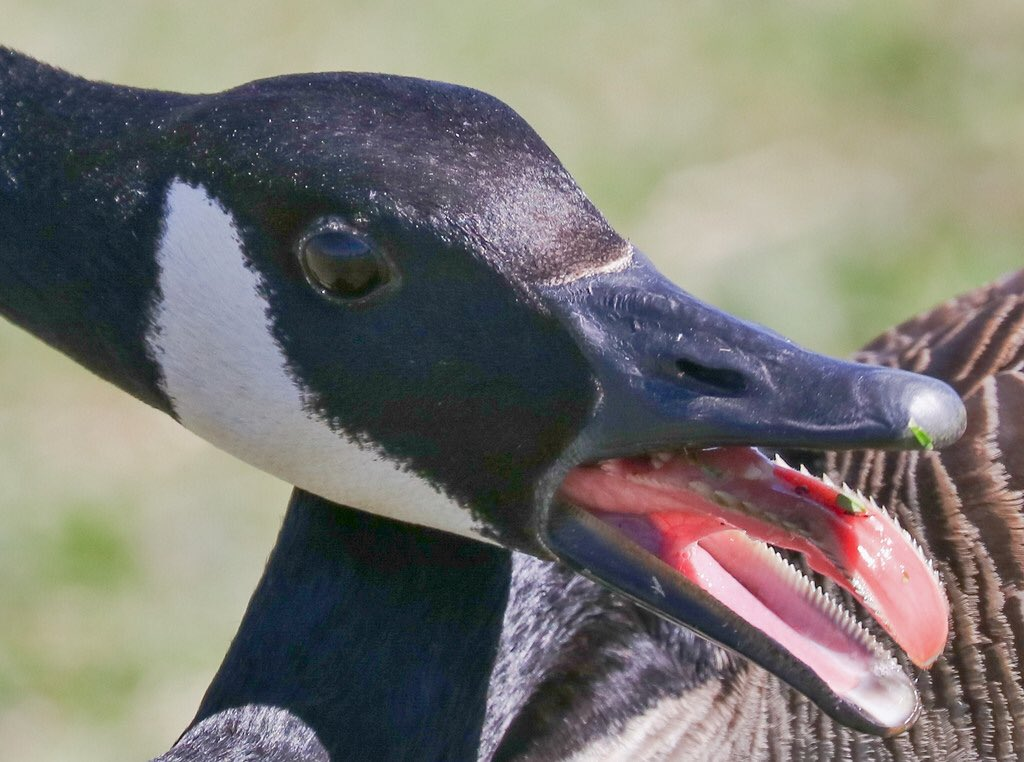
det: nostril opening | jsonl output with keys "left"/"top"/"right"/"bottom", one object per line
{"left": 674, "top": 358, "right": 748, "bottom": 395}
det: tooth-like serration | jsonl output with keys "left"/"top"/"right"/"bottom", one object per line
{"left": 799, "top": 464, "right": 811, "bottom": 476}
{"left": 650, "top": 451, "right": 673, "bottom": 469}
{"left": 821, "top": 473, "right": 837, "bottom": 488}
{"left": 891, "top": 511, "right": 944, "bottom": 588}
{"left": 758, "top": 543, "right": 897, "bottom": 663}
{"left": 774, "top": 453, "right": 793, "bottom": 469}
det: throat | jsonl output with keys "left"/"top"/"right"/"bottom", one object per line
{"left": 482, "top": 553, "right": 737, "bottom": 761}
{"left": 190, "top": 489, "right": 511, "bottom": 761}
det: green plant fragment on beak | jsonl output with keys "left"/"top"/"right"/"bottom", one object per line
{"left": 908, "top": 419, "right": 935, "bottom": 450}
{"left": 836, "top": 492, "right": 867, "bottom": 516}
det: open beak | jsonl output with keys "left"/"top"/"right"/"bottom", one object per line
{"left": 535, "top": 253, "right": 966, "bottom": 736}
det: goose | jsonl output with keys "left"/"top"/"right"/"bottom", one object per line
{"left": 0, "top": 49, "right": 981, "bottom": 760}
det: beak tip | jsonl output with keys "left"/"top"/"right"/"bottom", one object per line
{"left": 904, "top": 378, "right": 967, "bottom": 450}
{"left": 839, "top": 663, "right": 921, "bottom": 737}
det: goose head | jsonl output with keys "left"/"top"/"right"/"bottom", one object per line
{"left": 0, "top": 52, "right": 966, "bottom": 736}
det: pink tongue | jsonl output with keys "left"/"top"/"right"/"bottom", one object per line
{"left": 666, "top": 530, "right": 871, "bottom": 692}
{"left": 558, "top": 447, "right": 949, "bottom": 668}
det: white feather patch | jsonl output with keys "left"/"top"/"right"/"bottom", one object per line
{"left": 147, "top": 179, "right": 490, "bottom": 543}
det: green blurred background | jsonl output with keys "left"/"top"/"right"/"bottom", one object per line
{"left": 1, "top": 2, "right": 1022, "bottom": 759}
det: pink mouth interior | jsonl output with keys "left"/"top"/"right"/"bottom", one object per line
{"left": 558, "top": 447, "right": 949, "bottom": 696}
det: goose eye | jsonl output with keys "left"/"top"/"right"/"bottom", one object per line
{"left": 300, "top": 230, "right": 389, "bottom": 300}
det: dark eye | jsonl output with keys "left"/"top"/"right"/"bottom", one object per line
{"left": 299, "top": 230, "right": 390, "bottom": 300}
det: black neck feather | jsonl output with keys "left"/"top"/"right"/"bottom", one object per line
{"left": 190, "top": 489, "right": 511, "bottom": 761}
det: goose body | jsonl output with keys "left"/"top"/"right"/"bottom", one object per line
{"left": 2, "top": 49, "right": 1011, "bottom": 760}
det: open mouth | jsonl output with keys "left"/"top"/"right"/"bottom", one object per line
{"left": 533, "top": 252, "right": 965, "bottom": 734}
{"left": 549, "top": 445, "right": 948, "bottom": 734}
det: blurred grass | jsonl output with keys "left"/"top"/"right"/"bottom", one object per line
{"left": 1, "top": 2, "right": 1023, "bottom": 759}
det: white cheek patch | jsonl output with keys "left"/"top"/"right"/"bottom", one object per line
{"left": 147, "top": 179, "right": 490, "bottom": 543}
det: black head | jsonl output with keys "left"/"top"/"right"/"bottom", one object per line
{"left": 147, "top": 71, "right": 636, "bottom": 551}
